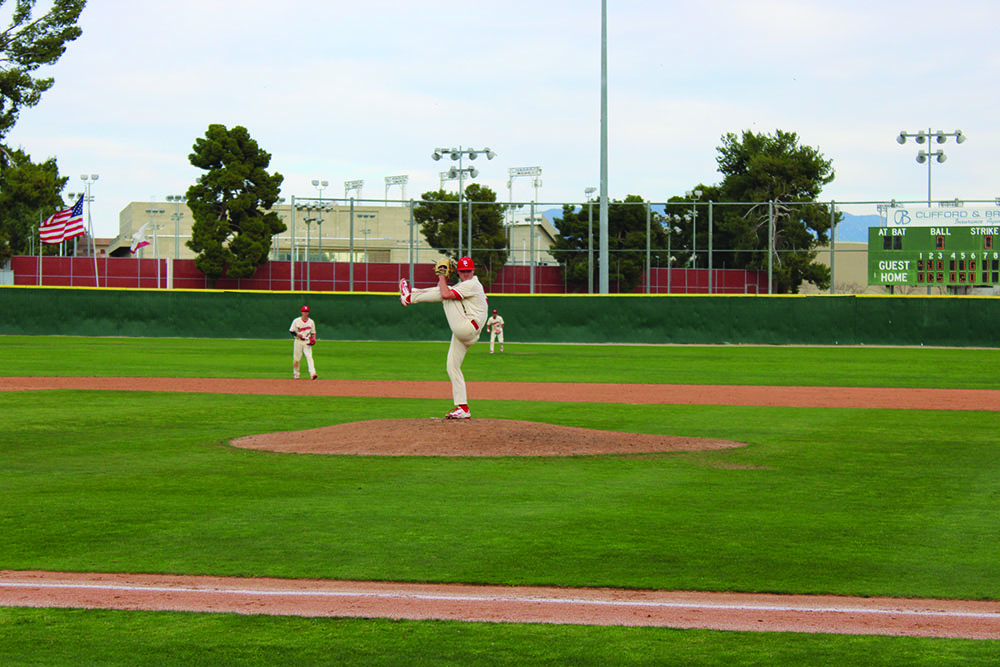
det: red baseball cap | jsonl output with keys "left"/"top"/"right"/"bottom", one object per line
{"left": 301, "top": 306, "right": 309, "bottom": 312}
{"left": 457, "top": 256, "right": 474, "bottom": 271}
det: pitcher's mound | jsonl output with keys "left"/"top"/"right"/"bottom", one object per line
{"left": 230, "top": 419, "right": 746, "bottom": 457}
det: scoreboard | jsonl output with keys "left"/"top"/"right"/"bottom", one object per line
{"left": 867, "top": 225, "right": 1000, "bottom": 287}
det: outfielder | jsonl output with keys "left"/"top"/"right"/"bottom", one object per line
{"left": 289, "top": 306, "right": 317, "bottom": 380}
{"left": 486, "top": 308, "right": 505, "bottom": 354}
{"left": 399, "top": 256, "right": 487, "bottom": 419}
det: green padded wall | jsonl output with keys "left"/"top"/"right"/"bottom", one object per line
{"left": 2, "top": 286, "right": 998, "bottom": 347}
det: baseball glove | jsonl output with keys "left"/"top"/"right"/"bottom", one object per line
{"left": 308, "top": 334, "right": 316, "bottom": 346}
{"left": 434, "top": 257, "right": 456, "bottom": 276}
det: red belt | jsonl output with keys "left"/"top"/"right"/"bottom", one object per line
{"left": 471, "top": 320, "right": 479, "bottom": 331}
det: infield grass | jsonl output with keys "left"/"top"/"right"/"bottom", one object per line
{"left": 1, "top": 337, "right": 998, "bottom": 663}
{"left": 2, "top": 390, "right": 998, "bottom": 598}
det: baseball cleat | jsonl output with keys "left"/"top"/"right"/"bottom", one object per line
{"left": 399, "top": 278, "right": 410, "bottom": 306}
{"left": 445, "top": 406, "right": 471, "bottom": 420}
{"left": 311, "top": 374, "right": 317, "bottom": 380}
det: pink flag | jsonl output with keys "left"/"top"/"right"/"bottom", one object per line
{"left": 130, "top": 223, "right": 151, "bottom": 254}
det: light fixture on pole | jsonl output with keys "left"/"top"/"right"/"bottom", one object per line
{"left": 432, "top": 146, "right": 496, "bottom": 258}
{"left": 439, "top": 170, "right": 459, "bottom": 190}
{"left": 269, "top": 197, "right": 285, "bottom": 261}
{"left": 312, "top": 180, "right": 329, "bottom": 199}
{"left": 80, "top": 174, "right": 99, "bottom": 286}
{"left": 507, "top": 167, "right": 542, "bottom": 226}
{"left": 344, "top": 179, "right": 363, "bottom": 199}
{"left": 896, "top": 129, "right": 965, "bottom": 206}
{"left": 312, "top": 181, "right": 329, "bottom": 274}
{"left": 166, "top": 195, "right": 186, "bottom": 261}
{"left": 585, "top": 187, "right": 597, "bottom": 293}
{"left": 296, "top": 203, "right": 321, "bottom": 291}
{"left": 145, "top": 207, "right": 165, "bottom": 288}
{"left": 665, "top": 215, "right": 683, "bottom": 293}
{"left": 385, "top": 175, "right": 408, "bottom": 205}
{"left": 684, "top": 189, "right": 703, "bottom": 267}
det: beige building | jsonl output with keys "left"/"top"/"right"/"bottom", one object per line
{"left": 108, "top": 200, "right": 559, "bottom": 266}
{"left": 801, "top": 242, "right": 888, "bottom": 295}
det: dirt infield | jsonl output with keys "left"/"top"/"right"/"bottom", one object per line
{"left": 231, "top": 418, "right": 746, "bottom": 457}
{"left": 2, "top": 375, "right": 999, "bottom": 638}
{"left": 3, "top": 570, "right": 999, "bottom": 639}
{"left": 4, "top": 376, "right": 1000, "bottom": 411}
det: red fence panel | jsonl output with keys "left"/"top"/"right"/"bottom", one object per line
{"left": 10, "top": 256, "right": 768, "bottom": 294}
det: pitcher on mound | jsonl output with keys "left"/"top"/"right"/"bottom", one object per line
{"left": 399, "top": 255, "right": 487, "bottom": 419}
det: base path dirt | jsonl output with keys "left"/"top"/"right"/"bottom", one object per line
{"left": 2, "top": 571, "right": 998, "bottom": 639}
{"left": 3, "top": 375, "right": 999, "bottom": 638}
{"left": 4, "top": 376, "right": 1000, "bottom": 411}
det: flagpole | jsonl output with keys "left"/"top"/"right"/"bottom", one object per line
{"left": 37, "top": 211, "right": 42, "bottom": 286}
{"left": 88, "top": 196, "right": 99, "bottom": 287}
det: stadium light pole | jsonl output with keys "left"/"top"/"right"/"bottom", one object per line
{"left": 599, "top": 0, "right": 609, "bottom": 293}
{"left": 344, "top": 179, "right": 363, "bottom": 199}
{"left": 585, "top": 187, "right": 597, "bottom": 293}
{"left": 432, "top": 146, "right": 496, "bottom": 258}
{"left": 269, "top": 197, "right": 285, "bottom": 261}
{"left": 507, "top": 166, "right": 542, "bottom": 226}
{"left": 439, "top": 170, "right": 459, "bottom": 191}
{"left": 80, "top": 174, "right": 99, "bottom": 286}
{"left": 145, "top": 207, "right": 165, "bottom": 288}
{"left": 385, "top": 175, "right": 408, "bottom": 205}
{"left": 896, "top": 129, "right": 966, "bottom": 206}
{"left": 665, "top": 215, "right": 683, "bottom": 293}
{"left": 296, "top": 203, "right": 320, "bottom": 291}
{"left": 312, "top": 180, "right": 328, "bottom": 274}
{"left": 166, "top": 195, "right": 186, "bottom": 261}
{"left": 685, "top": 189, "right": 703, "bottom": 267}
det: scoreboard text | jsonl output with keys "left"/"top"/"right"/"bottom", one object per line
{"left": 867, "top": 226, "right": 1000, "bottom": 287}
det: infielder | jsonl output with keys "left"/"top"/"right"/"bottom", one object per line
{"left": 486, "top": 308, "right": 505, "bottom": 354}
{"left": 399, "top": 255, "right": 487, "bottom": 419}
{"left": 289, "top": 306, "right": 318, "bottom": 380}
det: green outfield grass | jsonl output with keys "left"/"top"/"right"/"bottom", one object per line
{"left": 3, "top": 335, "right": 1000, "bottom": 388}
{"left": 1, "top": 337, "right": 998, "bottom": 664}
{"left": 1, "top": 608, "right": 995, "bottom": 666}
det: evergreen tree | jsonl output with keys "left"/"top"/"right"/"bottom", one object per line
{"left": 0, "top": 148, "right": 67, "bottom": 262}
{"left": 552, "top": 194, "right": 667, "bottom": 293}
{"left": 186, "top": 124, "right": 284, "bottom": 286}
{"left": 0, "top": 0, "right": 86, "bottom": 143}
{"left": 706, "top": 129, "right": 839, "bottom": 293}
{"left": 414, "top": 183, "right": 508, "bottom": 287}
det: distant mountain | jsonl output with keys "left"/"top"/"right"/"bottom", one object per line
{"left": 834, "top": 213, "right": 879, "bottom": 243}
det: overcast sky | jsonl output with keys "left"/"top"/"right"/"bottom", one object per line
{"left": 7, "top": 0, "right": 999, "bottom": 238}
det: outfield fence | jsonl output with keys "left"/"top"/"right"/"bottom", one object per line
{"left": 14, "top": 197, "right": 1000, "bottom": 295}
{"left": 3, "top": 285, "right": 999, "bottom": 346}
{"left": 8, "top": 256, "right": 766, "bottom": 294}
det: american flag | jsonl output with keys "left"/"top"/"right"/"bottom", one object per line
{"left": 39, "top": 197, "right": 86, "bottom": 245}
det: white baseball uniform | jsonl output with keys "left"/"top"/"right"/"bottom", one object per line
{"left": 486, "top": 313, "right": 505, "bottom": 353}
{"left": 409, "top": 275, "right": 488, "bottom": 405}
{"left": 289, "top": 316, "right": 317, "bottom": 379}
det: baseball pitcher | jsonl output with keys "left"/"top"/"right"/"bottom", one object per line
{"left": 398, "top": 256, "right": 487, "bottom": 419}
{"left": 486, "top": 309, "right": 504, "bottom": 354}
{"left": 289, "top": 305, "right": 317, "bottom": 380}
